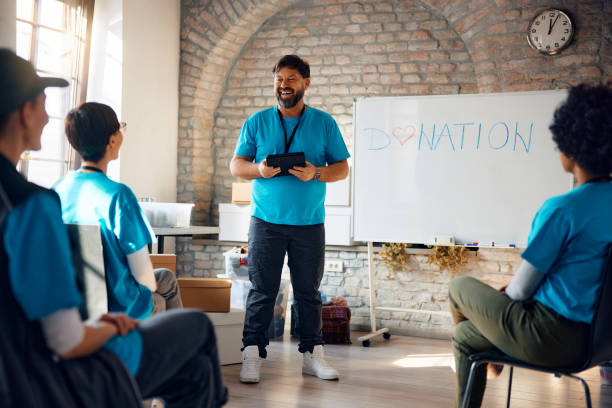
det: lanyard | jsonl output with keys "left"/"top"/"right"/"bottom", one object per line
{"left": 277, "top": 104, "right": 306, "bottom": 153}
{"left": 80, "top": 166, "right": 104, "bottom": 173}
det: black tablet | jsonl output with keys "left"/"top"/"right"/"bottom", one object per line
{"left": 266, "top": 152, "right": 306, "bottom": 177}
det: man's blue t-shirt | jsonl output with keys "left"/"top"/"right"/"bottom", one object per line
{"left": 522, "top": 181, "right": 612, "bottom": 324}
{"left": 54, "top": 171, "right": 155, "bottom": 320}
{"left": 3, "top": 191, "right": 142, "bottom": 375}
{"left": 234, "top": 105, "right": 350, "bottom": 226}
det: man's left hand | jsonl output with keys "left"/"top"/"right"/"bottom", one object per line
{"left": 288, "top": 161, "right": 317, "bottom": 181}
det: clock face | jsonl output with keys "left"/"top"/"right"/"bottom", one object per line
{"left": 527, "top": 9, "right": 573, "bottom": 55}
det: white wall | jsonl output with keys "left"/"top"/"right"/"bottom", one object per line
{"left": 121, "top": 0, "right": 180, "bottom": 203}
{"left": 0, "top": 0, "right": 16, "bottom": 49}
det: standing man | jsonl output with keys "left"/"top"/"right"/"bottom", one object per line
{"left": 230, "top": 55, "right": 350, "bottom": 383}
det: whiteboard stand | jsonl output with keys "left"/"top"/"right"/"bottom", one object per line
{"left": 356, "top": 242, "right": 454, "bottom": 347}
{"left": 357, "top": 241, "right": 391, "bottom": 347}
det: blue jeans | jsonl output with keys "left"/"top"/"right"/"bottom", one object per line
{"left": 242, "top": 217, "right": 325, "bottom": 356}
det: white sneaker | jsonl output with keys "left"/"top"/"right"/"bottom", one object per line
{"left": 240, "top": 345, "right": 262, "bottom": 383}
{"left": 302, "top": 345, "right": 339, "bottom": 380}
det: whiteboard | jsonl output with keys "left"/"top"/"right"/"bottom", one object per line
{"left": 352, "top": 91, "right": 572, "bottom": 247}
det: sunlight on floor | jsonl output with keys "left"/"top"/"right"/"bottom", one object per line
{"left": 392, "top": 353, "right": 454, "bottom": 368}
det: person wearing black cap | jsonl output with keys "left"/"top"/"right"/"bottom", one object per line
{"left": 0, "top": 48, "right": 228, "bottom": 407}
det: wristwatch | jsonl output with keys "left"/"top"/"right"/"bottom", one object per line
{"left": 314, "top": 167, "right": 321, "bottom": 181}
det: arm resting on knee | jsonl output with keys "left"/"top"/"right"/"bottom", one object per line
{"left": 505, "top": 260, "right": 544, "bottom": 301}
{"left": 41, "top": 308, "right": 118, "bottom": 359}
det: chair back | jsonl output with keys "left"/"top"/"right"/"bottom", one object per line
{"left": 66, "top": 224, "right": 108, "bottom": 320}
{"left": 587, "top": 244, "right": 612, "bottom": 367}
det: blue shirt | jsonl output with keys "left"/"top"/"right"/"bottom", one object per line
{"left": 234, "top": 105, "right": 350, "bottom": 225}
{"left": 4, "top": 191, "right": 142, "bottom": 375}
{"left": 522, "top": 181, "right": 612, "bottom": 323}
{"left": 54, "top": 171, "right": 155, "bottom": 320}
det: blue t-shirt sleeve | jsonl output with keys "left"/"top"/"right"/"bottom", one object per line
{"left": 235, "top": 118, "right": 257, "bottom": 158}
{"left": 521, "top": 198, "right": 570, "bottom": 275}
{"left": 4, "top": 191, "right": 82, "bottom": 320}
{"left": 324, "top": 116, "right": 350, "bottom": 164}
{"left": 113, "top": 185, "right": 155, "bottom": 255}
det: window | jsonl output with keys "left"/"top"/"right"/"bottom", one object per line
{"left": 16, "top": 0, "right": 94, "bottom": 188}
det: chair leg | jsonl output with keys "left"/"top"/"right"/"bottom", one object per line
{"left": 565, "top": 374, "right": 592, "bottom": 408}
{"left": 461, "top": 361, "right": 486, "bottom": 408}
{"left": 505, "top": 366, "right": 514, "bottom": 408}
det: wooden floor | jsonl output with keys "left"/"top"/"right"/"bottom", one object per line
{"left": 221, "top": 332, "right": 612, "bottom": 407}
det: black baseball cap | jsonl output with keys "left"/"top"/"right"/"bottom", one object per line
{"left": 0, "top": 48, "right": 69, "bottom": 116}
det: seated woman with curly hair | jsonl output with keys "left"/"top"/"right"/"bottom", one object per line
{"left": 449, "top": 83, "right": 612, "bottom": 408}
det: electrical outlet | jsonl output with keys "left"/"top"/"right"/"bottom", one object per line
{"left": 325, "top": 260, "right": 343, "bottom": 272}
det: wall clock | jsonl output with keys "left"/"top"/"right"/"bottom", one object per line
{"left": 527, "top": 9, "right": 574, "bottom": 55}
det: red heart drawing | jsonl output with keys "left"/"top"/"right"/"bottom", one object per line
{"left": 392, "top": 125, "right": 416, "bottom": 146}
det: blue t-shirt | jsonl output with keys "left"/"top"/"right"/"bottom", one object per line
{"left": 54, "top": 171, "right": 155, "bottom": 320}
{"left": 234, "top": 105, "right": 350, "bottom": 225}
{"left": 3, "top": 191, "right": 142, "bottom": 375}
{"left": 522, "top": 181, "right": 612, "bottom": 324}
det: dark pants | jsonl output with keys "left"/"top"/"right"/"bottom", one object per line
{"left": 152, "top": 268, "right": 183, "bottom": 314}
{"left": 242, "top": 217, "right": 325, "bottom": 356}
{"left": 449, "top": 276, "right": 589, "bottom": 408}
{"left": 135, "top": 309, "right": 228, "bottom": 408}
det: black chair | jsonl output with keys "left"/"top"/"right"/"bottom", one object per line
{"left": 461, "top": 245, "right": 612, "bottom": 408}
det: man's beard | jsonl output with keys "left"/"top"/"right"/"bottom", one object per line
{"left": 276, "top": 88, "right": 304, "bottom": 109}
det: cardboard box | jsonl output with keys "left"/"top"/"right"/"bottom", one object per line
{"left": 178, "top": 278, "right": 231, "bottom": 312}
{"left": 207, "top": 309, "right": 245, "bottom": 365}
{"left": 219, "top": 203, "right": 250, "bottom": 242}
{"left": 150, "top": 254, "right": 176, "bottom": 273}
{"left": 231, "top": 182, "right": 251, "bottom": 204}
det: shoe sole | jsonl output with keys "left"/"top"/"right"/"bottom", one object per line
{"left": 240, "top": 377, "right": 260, "bottom": 384}
{"left": 302, "top": 368, "right": 339, "bottom": 380}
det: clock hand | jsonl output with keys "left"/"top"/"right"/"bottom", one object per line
{"left": 548, "top": 15, "right": 560, "bottom": 35}
{"left": 548, "top": 18, "right": 552, "bottom": 35}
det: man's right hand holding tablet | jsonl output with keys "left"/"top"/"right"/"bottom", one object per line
{"left": 258, "top": 159, "right": 281, "bottom": 178}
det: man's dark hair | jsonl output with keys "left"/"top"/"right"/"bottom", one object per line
{"left": 65, "top": 102, "right": 120, "bottom": 162}
{"left": 550, "top": 83, "right": 612, "bottom": 177}
{"left": 272, "top": 55, "right": 310, "bottom": 78}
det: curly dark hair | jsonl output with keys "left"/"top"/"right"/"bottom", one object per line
{"left": 272, "top": 55, "right": 310, "bottom": 78}
{"left": 549, "top": 83, "right": 612, "bottom": 176}
{"left": 65, "top": 102, "right": 120, "bottom": 162}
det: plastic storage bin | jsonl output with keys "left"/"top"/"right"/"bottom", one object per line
{"left": 222, "top": 274, "right": 289, "bottom": 338}
{"left": 229, "top": 278, "right": 252, "bottom": 310}
{"left": 223, "top": 247, "right": 249, "bottom": 279}
{"left": 140, "top": 202, "right": 194, "bottom": 228}
{"left": 267, "top": 280, "right": 289, "bottom": 338}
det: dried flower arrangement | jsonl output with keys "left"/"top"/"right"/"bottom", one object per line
{"left": 427, "top": 245, "right": 469, "bottom": 276}
{"left": 380, "top": 243, "right": 411, "bottom": 279}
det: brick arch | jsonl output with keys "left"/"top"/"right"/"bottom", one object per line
{"left": 419, "top": 0, "right": 506, "bottom": 92}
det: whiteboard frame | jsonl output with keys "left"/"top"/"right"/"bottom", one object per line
{"left": 351, "top": 91, "right": 574, "bottom": 247}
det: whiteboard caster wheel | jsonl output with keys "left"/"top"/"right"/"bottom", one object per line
{"left": 362, "top": 340, "right": 371, "bottom": 347}
{"left": 383, "top": 332, "right": 391, "bottom": 340}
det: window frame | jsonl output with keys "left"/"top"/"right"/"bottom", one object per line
{"left": 16, "top": 0, "right": 95, "bottom": 182}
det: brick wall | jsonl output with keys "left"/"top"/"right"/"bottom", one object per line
{"left": 177, "top": 0, "right": 611, "bottom": 337}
